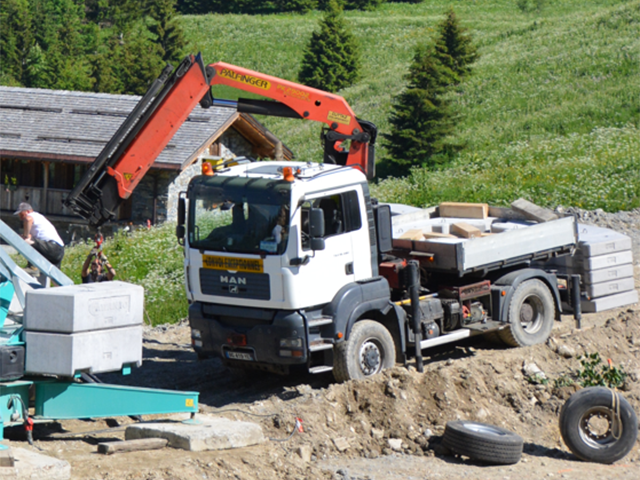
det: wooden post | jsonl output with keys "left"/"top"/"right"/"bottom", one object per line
{"left": 43, "top": 162, "right": 50, "bottom": 214}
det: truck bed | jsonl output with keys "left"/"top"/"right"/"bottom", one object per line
{"left": 391, "top": 212, "right": 577, "bottom": 275}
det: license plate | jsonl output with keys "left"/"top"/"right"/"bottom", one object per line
{"left": 226, "top": 351, "right": 254, "bottom": 361}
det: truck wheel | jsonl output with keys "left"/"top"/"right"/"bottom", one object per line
{"left": 443, "top": 420, "right": 523, "bottom": 465}
{"left": 498, "top": 279, "right": 554, "bottom": 347}
{"left": 559, "top": 387, "right": 638, "bottom": 464}
{"left": 333, "top": 320, "right": 395, "bottom": 382}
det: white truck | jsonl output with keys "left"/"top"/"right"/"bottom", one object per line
{"left": 65, "top": 55, "right": 586, "bottom": 382}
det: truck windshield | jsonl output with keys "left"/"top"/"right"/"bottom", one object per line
{"left": 188, "top": 176, "right": 291, "bottom": 255}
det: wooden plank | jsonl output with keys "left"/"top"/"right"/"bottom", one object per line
{"left": 422, "top": 232, "right": 456, "bottom": 239}
{"left": 438, "top": 202, "right": 488, "bottom": 219}
{"left": 97, "top": 438, "right": 168, "bottom": 455}
{"left": 399, "top": 229, "right": 425, "bottom": 240}
{"left": 511, "top": 198, "right": 558, "bottom": 223}
{"left": 488, "top": 206, "right": 527, "bottom": 220}
{"left": 450, "top": 222, "right": 482, "bottom": 239}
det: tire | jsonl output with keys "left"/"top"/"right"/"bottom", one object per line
{"left": 498, "top": 279, "right": 554, "bottom": 347}
{"left": 559, "top": 387, "right": 638, "bottom": 464}
{"left": 483, "top": 330, "right": 505, "bottom": 345}
{"left": 333, "top": 320, "right": 395, "bottom": 382}
{"left": 443, "top": 420, "right": 523, "bottom": 465}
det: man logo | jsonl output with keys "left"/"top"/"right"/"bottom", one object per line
{"left": 229, "top": 285, "right": 239, "bottom": 294}
{"left": 220, "top": 275, "right": 247, "bottom": 285}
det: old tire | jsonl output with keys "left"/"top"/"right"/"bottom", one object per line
{"left": 498, "top": 279, "right": 554, "bottom": 347}
{"left": 443, "top": 420, "right": 523, "bottom": 465}
{"left": 333, "top": 320, "right": 395, "bottom": 382}
{"left": 559, "top": 387, "right": 638, "bottom": 464}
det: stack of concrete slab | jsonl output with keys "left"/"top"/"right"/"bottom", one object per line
{"left": 23, "top": 281, "right": 144, "bottom": 376}
{"left": 543, "top": 224, "right": 638, "bottom": 312}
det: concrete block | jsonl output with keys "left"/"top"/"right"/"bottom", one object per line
{"left": 439, "top": 202, "right": 488, "bottom": 219}
{"left": 581, "top": 264, "right": 634, "bottom": 285}
{"left": 0, "top": 450, "right": 14, "bottom": 468}
{"left": 25, "top": 281, "right": 143, "bottom": 333}
{"left": 488, "top": 206, "right": 527, "bottom": 220}
{"left": 582, "top": 251, "right": 633, "bottom": 271}
{"left": 11, "top": 447, "right": 70, "bottom": 480}
{"left": 581, "top": 290, "right": 639, "bottom": 313}
{"left": 125, "top": 416, "right": 265, "bottom": 452}
{"left": 576, "top": 224, "right": 632, "bottom": 256}
{"left": 25, "top": 325, "right": 142, "bottom": 376}
{"left": 511, "top": 198, "right": 558, "bottom": 223}
{"left": 586, "top": 277, "right": 635, "bottom": 299}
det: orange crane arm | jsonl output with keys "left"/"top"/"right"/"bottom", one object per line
{"left": 65, "top": 54, "right": 376, "bottom": 226}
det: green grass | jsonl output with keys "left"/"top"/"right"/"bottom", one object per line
{"left": 181, "top": 0, "right": 639, "bottom": 210}
{"left": 61, "top": 223, "right": 188, "bottom": 326}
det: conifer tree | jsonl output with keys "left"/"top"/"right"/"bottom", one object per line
{"left": 274, "top": 0, "right": 318, "bottom": 13}
{"left": 298, "top": 0, "right": 360, "bottom": 92}
{"left": 0, "top": 0, "right": 33, "bottom": 85}
{"left": 434, "top": 7, "right": 478, "bottom": 82}
{"left": 144, "top": 0, "right": 187, "bottom": 65}
{"left": 382, "top": 43, "right": 457, "bottom": 176}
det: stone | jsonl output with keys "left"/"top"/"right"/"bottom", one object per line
{"left": 388, "top": 438, "right": 403, "bottom": 451}
{"left": 332, "top": 438, "right": 350, "bottom": 452}
{"left": 125, "top": 415, "right": 265, "bottom": 452}
{"left": 11, "top": 447, "right": 70, "bottom": 480}
{"left": 296, "top": 445, "right": 312, "bottom": 463}
{"left": 557, "top": 345, "right": 576, "bottom": 358}
{"left": 0, "top": 450, "right": 14, "bottom": 468}
{"left": 371, "top": 428, "right": 385, "bottom": 440}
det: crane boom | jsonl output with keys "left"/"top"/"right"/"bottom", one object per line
{"left": 65, "top": 54, "right": 376, "bottom": 226}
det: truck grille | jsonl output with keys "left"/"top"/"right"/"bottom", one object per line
{"left": 199, "top": 269, "right": 270, "bottom": 300}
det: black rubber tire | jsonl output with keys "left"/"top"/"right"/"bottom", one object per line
{"left": 443, "top": 420, "right": 523, "bottom": 465}
{"left": 483, "top": 330, "right": 506, "bottom": 345}
{"left": 559, "top": 387, "right": 638, "bottom": 464}
{"left": 333, "top": 320, "right": 396, "bottom": 382}
{"left": 498, "top": 279, "right": 554, "bottom": 347}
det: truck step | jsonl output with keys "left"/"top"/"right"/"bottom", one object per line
{"left": 309, "top": 341, "right": 334, "bottom": 352}
{"left": 463, "top": 320, "right": 504, "bottom": 332}
{"left": 419, "top": 329, "right": 471, "bottom": 350}
{"left": 309, "top": 365, "right": 333, "bottom": 374}
{"left": 308, "top": 317, "right": 333, "bottom": 328}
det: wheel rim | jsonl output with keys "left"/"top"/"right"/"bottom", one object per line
{"left": 519, "top": 295, "right": 544, "bottom": 334}
{"left": 578, "top": 406, "right": 619, "bottom": 449}
{"left": 358, "top": 338, "right": 383, "bottom": 376}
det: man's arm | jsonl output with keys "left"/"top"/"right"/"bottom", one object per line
{"left": 81, "top": 252, "right": 94, "bottom": 278}
{"left": 101, "top": 254, "right": 116, "bottom": 280}
{"left": 22, "top": 215, "right": 33, "bottom": 240}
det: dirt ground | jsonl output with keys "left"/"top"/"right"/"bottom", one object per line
{"left": 4, "top": 280, "right": 640, "bottom": 480}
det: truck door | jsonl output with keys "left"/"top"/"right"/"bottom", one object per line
{"left": 290, "top": 188, "right": 370, "bottom": 308}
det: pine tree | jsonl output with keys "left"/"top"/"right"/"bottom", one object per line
{"left": 382, "top": 43, "right": 457, "bottom": 176}
{"left": 434, "top": 7, "right": 478, "bottom": 82}
{"left": 298, "top": 0, "right": 360, "bottom": 92}
{"left": 0, "top": 0, "right": 33, "bottom": 85}
{"left": 274, "top": 0, "right": 318, "bottom": 13}
{"left": 144, "top": 0, "right": 187, "bottom": 65}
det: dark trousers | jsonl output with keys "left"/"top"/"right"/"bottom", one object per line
{"left": 32, "top": 239, "right": 65, "bottom": 268}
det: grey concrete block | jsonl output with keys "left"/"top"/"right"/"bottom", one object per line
{"left": 586, "top": 277, "right": 635, "bottom": 299}
{"left": 581, "top": 264, "right": 634, "bottom": 285}
{"left": 511, "top": 198, "right": 558, "bottom": 223}
{"left": 11, "top": 447, "right": 70, "bottom": 480}
{"left": 576, "top": 224, "right": 632, "bottom": 256}
{"left": 25, "top": 325, "right": 142, "bottom": 376}
{"left": 25, "top": 281, "right": 143, "bottom": 333}
{"left": 581, "top": 290, "right": 639, "bottom": 313}
{"left": 582, "top": 251, "right": 633, "bottom": 271}
{"left": 125, "top": 416, "right": 265, "bottom": 452}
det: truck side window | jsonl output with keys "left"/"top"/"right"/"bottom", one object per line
{"left": 301, "top": 191, "right": 361, "bottom": 250}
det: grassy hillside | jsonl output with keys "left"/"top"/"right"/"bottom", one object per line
{"left": 182, "top": 0, "right": 639, "bottom": 210}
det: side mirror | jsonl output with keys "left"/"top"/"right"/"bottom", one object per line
{"left": 309, "top": 208, "right": 325, "bottom": 238}
{"left": 176, "top": 225, "right": 185, "bottom": 245}
{"left": 310, "top": 237, "right": 325, "bottom": 251}
{"left": 177, "top": 197, "right": 186, "bottom": 226}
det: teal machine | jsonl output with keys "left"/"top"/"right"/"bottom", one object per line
{"left": 0, "top": 220, "right": 198, "bottom": 446}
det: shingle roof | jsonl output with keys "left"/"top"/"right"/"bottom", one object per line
{"left": 0, "top": 86, "right": 240, "bottom": 169}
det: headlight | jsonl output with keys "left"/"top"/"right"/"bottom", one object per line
{"left": 279, "top": 337, "right": 302, "bottom": 348}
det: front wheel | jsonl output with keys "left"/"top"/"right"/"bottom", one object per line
{"left": 498, "top": 279, "right": 555, "bottom": 347}
{"left": 333, "top": 320, "right": 396, "bottom": 382}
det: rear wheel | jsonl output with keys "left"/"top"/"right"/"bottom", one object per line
{"left": 333, "top": 320, "right": 395, "bottom": 382}
{"left": 498, "top": 279, "right": 554, "bottom": 347}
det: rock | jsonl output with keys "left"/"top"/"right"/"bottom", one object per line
{"left": 11, "top": 448, "right": 71, "bottom": 480}
{"left": 296, "top": 445, "right": 312, "bottom": 463}
{"left": 423, "top": 428, "right": 433, "bottom": 438}
{"left": 388, "top": 438, "right": 403, "bottom": 451}
{"left": 333, "top": 437, "right": 350, "bottom": 452}
{"left": 475, "top": 408, "right": 489, "bottom": 420}
{"left": 557, "top": 345, "right": 576, "bottom": 358}
{"left": 371, "top": 428, "right": 385, "bottom": 440}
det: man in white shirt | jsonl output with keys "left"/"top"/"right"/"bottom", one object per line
{"left": 14, "top": 202, "right": 65, "bottom": 268}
